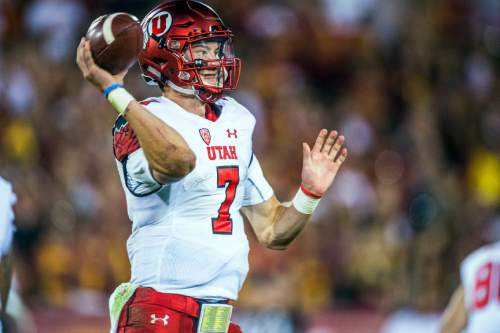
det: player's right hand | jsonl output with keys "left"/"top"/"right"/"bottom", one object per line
{"left": 76, "top": 38, "right": 127, "bottom": 92}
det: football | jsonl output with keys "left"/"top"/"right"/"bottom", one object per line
{"left": 86, "top": 13, "right": 143, "bottom": 75}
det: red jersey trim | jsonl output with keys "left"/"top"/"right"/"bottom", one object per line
{"left": 140, "top": 98, "right": 160, "bottom": 106}
{"left": 113, "top": 116, "right": 140, "bottom": 162}
{"left": 205, "top": 103, "right": 220, "bottom": 122}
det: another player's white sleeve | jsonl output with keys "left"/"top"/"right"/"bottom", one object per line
{"left": 242, "top": 154, "right": 273, "bottom": 206}
{"left": 121, "top": 149, "right": 163, "bottom": 196}
{"left": 0, "top": 177, "right": 16, "bottom": 257}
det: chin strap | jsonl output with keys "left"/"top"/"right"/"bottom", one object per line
{"left": 165, "top": 81, "right": 221, "bottom": 103}
{"left": 167, "top": 81, "right": 196, "bottom": 96}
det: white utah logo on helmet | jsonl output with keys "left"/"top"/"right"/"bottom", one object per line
{"left": 148, "top": 11, "right": 172, "bottom": 37}
{"left": 144, "top": 10, "right": 172, "bottom": 49}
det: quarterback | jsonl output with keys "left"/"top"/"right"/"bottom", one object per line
{"left": 440, "top": 241, "right": 500, "bottom": 333}
{"left": 76, "top": 1, "right": 348, "bottom": 332}
{"left": 0, "top": 177, "right": 16, "bottom": 332}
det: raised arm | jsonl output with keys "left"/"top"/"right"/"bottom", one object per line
{"left": 76, "top": 38, "right": 195, "bottom": 183}
{"left": 242, "top": 129, "right": 347, "bottom": 249}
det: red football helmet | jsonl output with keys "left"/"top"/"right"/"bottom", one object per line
{"left": 139, "top": 0, "right": 241, "bottom": 102}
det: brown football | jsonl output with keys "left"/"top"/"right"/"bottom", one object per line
{"left": 86, "top": 13, "right": 143, "bottom": 75}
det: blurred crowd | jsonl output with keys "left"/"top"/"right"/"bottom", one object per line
{"left": 1, "top": 0, "right": 500, "bottom": 331}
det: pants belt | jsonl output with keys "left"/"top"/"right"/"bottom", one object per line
{"left": 133, "top": 287, "right": 210, "bottom": 318}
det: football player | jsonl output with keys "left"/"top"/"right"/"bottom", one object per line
{"left": 439, "top": 240, "right": 500, "bottom": 333}
{"left": 76, "top": 1, "right": 348, "bottom": 332}
{"left": 0, "top": 177, "right": 16, "bottom": 332}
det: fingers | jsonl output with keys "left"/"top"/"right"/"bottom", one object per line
{"left": 334, "top": 148, "right": 348, "bottom": 166}
{"left": 76, "top": 37, "right": 101, "bottom": 82}
{"left": 312, "top": 129, "right": 344, "bottom": 159}
{"left": 82, "top": 40, "right": 97, "bottom": 72}
{"left": 312, "top": 129, "right": 328, "bottom": 153}
{"left": 76, "top": 38, "right": 89, "bottom": 75}
{"left": 322, "top": 130, "right": 338, "bottom": 154}
{"left": 328, "top": 134, "right": 345, "bottom": 161}
{"left": 302, "top": 142, "right": 311, "bottom": 161}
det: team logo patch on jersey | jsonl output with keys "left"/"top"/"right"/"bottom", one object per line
{"left": 199, "top": 128, "right": 211, "bottom": 145}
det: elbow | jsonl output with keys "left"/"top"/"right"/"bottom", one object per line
{"left": 175, "top": 149, "right": 196, "bottom": 176}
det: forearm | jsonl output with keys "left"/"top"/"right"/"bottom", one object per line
{"left": 439, "top": 322, "right": 462, "bottom": 333}
{"left": 245, "top": 193, "right": 318, "bottom": 250}
{"left": 439, "top": 286, "right": 467, "bottom": 333}
{"left": 124, "top": 101, "right": 195, "bottom": 180}
{"left": 440, "top": 312, "right": 466, "bottom": 333}
{"left": 265, "top": 203, "right": 311, "bottom": 250}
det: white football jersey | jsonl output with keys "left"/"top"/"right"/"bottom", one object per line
{"left": 112, "top": 96, "right": 273, "bottom": 300}
{"left": 0, "top": 177, "right": 16, "bottom": 259}
{"left": 460, "top": 242, "right": 500, "bottom": 333}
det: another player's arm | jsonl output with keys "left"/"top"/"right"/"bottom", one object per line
{"left": 242, "top": 130, "right": 347, "bottom": 250}
{"left": 439, "top": 286, "right": 467, "bottom": 333}
{"left": 76, "top": 38, "right": 195, "bottom": 183}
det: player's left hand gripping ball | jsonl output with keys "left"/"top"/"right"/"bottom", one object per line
{"left": 301, "top": 129, "right": 348, "bottom": 197}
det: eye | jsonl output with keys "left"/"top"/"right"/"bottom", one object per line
{"left": 193, "top": 48, "right": 208, "bottom": 56}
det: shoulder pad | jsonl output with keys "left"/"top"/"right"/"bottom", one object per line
{"left": 112, "top": 116, "right": 140, "bottom": 162}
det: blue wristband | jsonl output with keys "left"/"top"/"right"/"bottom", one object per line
{"left": 102, "top": 83, "right": 124, "bottom": 98}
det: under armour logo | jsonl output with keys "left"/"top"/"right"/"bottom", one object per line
{"left": 227, "top": 129, "right": 238, "bottom": 138}
{"left": 150, "top": 314, "right": 169, "bottom": 326}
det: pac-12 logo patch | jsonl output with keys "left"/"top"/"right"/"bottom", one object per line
{"left": 199, "top": 128, "right": 211, "bottom": 145}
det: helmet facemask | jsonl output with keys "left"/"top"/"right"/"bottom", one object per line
{"left": 180, "top": 37, "right": 240, "bottom": 95}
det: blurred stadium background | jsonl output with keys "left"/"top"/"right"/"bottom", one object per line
{"left": 1, "top": 0, "right": 500, "bottom": 332}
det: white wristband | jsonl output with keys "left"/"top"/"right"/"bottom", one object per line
{"left": 292, "top": 186, "right": 321, "bottom": 215}
{"left": 107, "top": 87, "right": 135, "bottom": 115}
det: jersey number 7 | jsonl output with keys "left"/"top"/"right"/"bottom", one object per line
{"left": 212, "top": 166, "right": 239, "bottom": 234}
